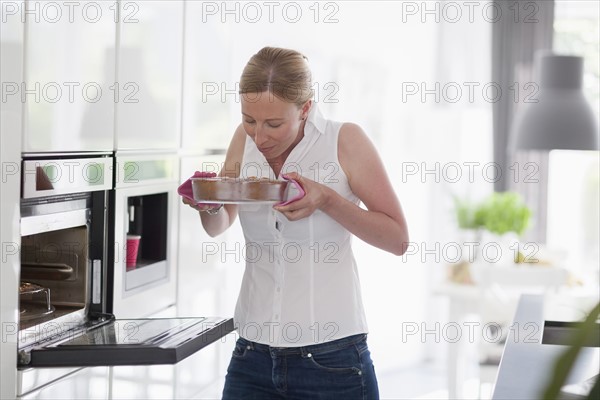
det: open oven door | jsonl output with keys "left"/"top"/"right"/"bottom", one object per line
{"left": 20, "top": 316, "right": 234, "bottom": 368}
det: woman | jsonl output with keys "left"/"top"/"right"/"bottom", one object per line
{"left": 183, "top": 46, "right": 409, "bottom": 399}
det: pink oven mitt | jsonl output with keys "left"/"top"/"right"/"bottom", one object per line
{"left": 177, "top": 171, "right": 217, "bottom": 204}
{"left": 278, "top": 174, "right": 305, "bottom": 206}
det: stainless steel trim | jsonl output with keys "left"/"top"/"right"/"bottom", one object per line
{"left": 92, "top": 260, "right": 101, "bottom": 304}
{"left": 22, "top": 157, "right": 113, "bottom": 199}
{"left": 21, "top": 209, "right": 88, "bottom": 236}
{"left": 22, "top": 152, "right": 112, "bottom": 158}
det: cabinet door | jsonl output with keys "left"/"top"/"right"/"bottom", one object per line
{"left": 181, "top": 3, "right": 236, "bottom": 153}
{"left": 116, "top": 1, "right": 183, "bottom": 150}
{"left": 23, "top": 0, "right": 116, "bottom": 153}
{"left": 20, "top": 367, "right": 110, "bottom": 399}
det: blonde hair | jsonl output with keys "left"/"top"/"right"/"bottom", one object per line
{"left": 239, "top": 47, "right": 314, "bottom": 107}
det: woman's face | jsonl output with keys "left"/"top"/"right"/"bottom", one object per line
{"left": 241, "top": 91, "right": 309, "bottom": 161}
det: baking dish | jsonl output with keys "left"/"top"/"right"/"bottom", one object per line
{"left": 178, "top": 174, "right": 304, "bottom": 205}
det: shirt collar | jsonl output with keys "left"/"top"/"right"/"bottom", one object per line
{"left": 305, "top": 103, "right": 327, "bottom": 135}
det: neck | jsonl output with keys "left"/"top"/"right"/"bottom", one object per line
{"left": 267, "top": 121, "right": 306, "bottom": 177}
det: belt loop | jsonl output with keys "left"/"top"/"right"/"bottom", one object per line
{"left": 300, "top": 346, "right": 308, "bottom": 357}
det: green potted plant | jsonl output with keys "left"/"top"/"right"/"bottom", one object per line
{"left": 473, "top": 192, "right": 531, "bottom": 237}
{"left": 453, "top": 191, "right": 531, "bottom": 266}
{"left": 453, "top": 191, "right": 531, "bottom": 234}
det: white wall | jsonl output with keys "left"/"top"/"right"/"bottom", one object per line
{"left": 179, "top": 1, "right": 494, "bottom": 372}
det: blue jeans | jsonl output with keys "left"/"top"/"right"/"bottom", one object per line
{"left": 222, "top": 333, "right": 379, "bottom": 400}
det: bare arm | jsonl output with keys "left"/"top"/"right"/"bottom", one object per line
{"left": 274, "top": 123, "right": 409, "bottom": 255}
{"left": 184, "top": 124, "right": 246, "bottom": 237}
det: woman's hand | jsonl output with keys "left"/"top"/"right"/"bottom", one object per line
{"left": 273, "top": 172, "right": 333, "bottom": 221}
{"left": 180, "top": 170, "right": 223, "bottom": 214}
{"left": 182, "top": 197, "right": 223, "bottom": 214}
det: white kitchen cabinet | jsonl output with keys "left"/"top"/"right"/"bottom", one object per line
{"left": 1, "top": 7, "right": 24, "bottom": 399}
{"left": 23, "top": 0, "right": 116, "bottom": 153}
{"left": 20, "top": 368, "right": 110, "bottom": 399}
{"left": 181, "top": 2, "right": 237, "bottom": 153}
{"left": 115, "top": 0, "right": 183, "bottom": 150}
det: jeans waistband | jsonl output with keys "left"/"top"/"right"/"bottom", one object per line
{"left": 238, "top": 333, "right": 367, "bottom": 356}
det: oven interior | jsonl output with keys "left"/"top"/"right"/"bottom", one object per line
{"left": 17, "top": 191, "right": 100, "bottom": 346}
{"left": 20, "top": 225, "right": 89, "bottom": 331}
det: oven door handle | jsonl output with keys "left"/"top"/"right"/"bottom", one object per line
{"left": 21, "top": 209, "right": 89, "bottom": 236}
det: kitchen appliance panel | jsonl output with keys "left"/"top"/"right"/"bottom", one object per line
{"left": 18, "top": 155, "right": 112, "bottom": 352}
{"left": 182, "top": 3, "right": 235, "bottom": 153}
{"left": 116, "top": 1, "right": 183, "bottom": 150}
{"left": 23, "top": 1, "right": 115, "bottom": 153}
{"left": 111, "top": 153, "right": 179, "bottom": 318}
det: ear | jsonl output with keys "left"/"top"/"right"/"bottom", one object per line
{"left": 301, "top": 100, "right": 312, "bottom": 120}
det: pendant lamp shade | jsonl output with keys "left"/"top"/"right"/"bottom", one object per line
{"left": 510, "top": 54, "right": 599, "bottom": 151}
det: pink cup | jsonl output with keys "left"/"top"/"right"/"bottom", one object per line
{"left": 126, "top": 234, "right": 141, "bottom": 270}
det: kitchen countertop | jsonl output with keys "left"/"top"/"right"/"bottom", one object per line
{"left": 493, "top": 294, "right": 599, "bottom": 399}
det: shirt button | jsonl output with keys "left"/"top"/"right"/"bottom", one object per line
{"left": 276, "top": 287, "right": 281, "bottom": 292}
{"left": 274, "top": 314, "right": 279, "bottom": 320}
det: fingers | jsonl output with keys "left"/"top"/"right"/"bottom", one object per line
{"left": 279, "top": 209, "right": 306, "bottom": 221}
{"left": 282, "top": 172, "right": 302, "bottom": 183}
{"left": 193, "top": 171, "right": 217, "bottom": 178}
{"left": 182, "top": 197, "right": 195, "bottom": 206}
{"left": 274, "top": 196, "right": 304, "bottom": 213}
{"left": 181, "top": 197, "right": 220, "bottom": 212}
{"left": 275, "top": 173, "right": 312, "bottom": 220}
{"left": 274, "top": 198, "right": 311, "bottom": 221}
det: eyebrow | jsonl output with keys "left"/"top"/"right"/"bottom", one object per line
{"left": 241, "top": 112, "right": 285, "bottom": 122}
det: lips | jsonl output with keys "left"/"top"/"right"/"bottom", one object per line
{"left": 258, "top": 146, "right": 275, "bottom": 154}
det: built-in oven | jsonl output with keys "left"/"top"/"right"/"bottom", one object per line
{"left": 109, "top": 152, "right": 181, "bottom": 318}
{"left": 17, "top": 154, "right": 233, "bottom": 380}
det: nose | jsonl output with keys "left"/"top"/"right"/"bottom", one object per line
{"left": 253, "top": 125, "right": 268, "bottom": 146}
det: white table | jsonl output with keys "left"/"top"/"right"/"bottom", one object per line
{"left": 434, "top": 263, "right": 569, "bottom": 399}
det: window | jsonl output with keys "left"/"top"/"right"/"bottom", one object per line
{"left": 547, "top": 1, "right": 600, "bottom": 287}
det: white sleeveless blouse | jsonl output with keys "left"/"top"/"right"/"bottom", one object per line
{"left": 235, "top": 105, "right": 368, "bottom": 347}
